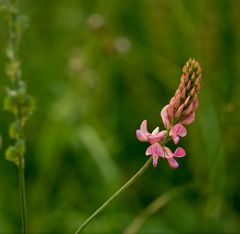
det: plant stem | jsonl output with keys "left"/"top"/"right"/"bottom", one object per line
{"left": 74, "top": 158, "right": 152, "bottom": 234}
{"left": 19, "top": 155, "right": 27, "bottom": 234}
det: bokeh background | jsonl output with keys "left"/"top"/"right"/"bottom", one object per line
{"left": 0, "top": 0, "right": 240, "bottom": 233}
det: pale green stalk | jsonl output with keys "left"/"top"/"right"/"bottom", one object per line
{"left": 18, "top": 155, "right": 27, "bottom": 234}
{"left": 74, "top": 158, "right": 152, "bottom": 234}
{"left": 6, "top": 1, "right": 28, "bottom": 233}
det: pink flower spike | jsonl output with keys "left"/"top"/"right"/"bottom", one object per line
{"left": 170, "top": 124, "right": 187, "bottom": 144}
{"left": 161, "top": 105, "right": 171, "bottom": 129}
{"left": 136, "top": 120, "right": 150, "bottom": 142}
{"left": 174, "top": 147, "right": 186, "bottom": 157}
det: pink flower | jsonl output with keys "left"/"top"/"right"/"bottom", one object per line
{"left": 163, "top": 147, "right": 186, "bottom": 169}
{"left": 145, "top": 143, "right": 164, "bottom": 167}
{"left": 136, "top": 120, "right": 167, "bottom": 144}
{"left": 146, "top": 144, "right": 186, "bottom": 168}
{"left": 169, "top": 123, "right": 187, "bottom": 144}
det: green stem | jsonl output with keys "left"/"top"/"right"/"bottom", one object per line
{"left": 74, "top": 158, "right": 152, "bottom": 234}
{"left": 19, "top": 155, "right": 27, "bottom": 234}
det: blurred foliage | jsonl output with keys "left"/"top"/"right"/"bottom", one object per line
{"left": 0, "top": 0, "right": 240, "bottom": 233}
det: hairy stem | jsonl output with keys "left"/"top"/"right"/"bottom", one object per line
{"left": 74, "top": 158, "right": 152, "bottom": 234}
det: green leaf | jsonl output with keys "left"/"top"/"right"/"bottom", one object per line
{"left": 5, "top": 140, "right": 26, "bottom": 166}
{"left": 5, "top": 145, "right": 20, "bottom": 166}
{"left": 3, "top": 93, "right": 18, "bottom": 114}
{"left": 9, "top": 120, "right": 22, "bottom": 139}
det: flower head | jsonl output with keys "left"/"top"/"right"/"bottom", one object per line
{"left": 136, "top": 58, "right": 201, "bottom": 169}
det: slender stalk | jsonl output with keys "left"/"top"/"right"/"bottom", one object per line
{"left": 6, "top": 1, "right": 28, "bottom": 233}
{"left": 18, "top": 155, "right": 27, "bottom": 234}
{"left": 74, "top": 158, "right": 152, "bottom": 234}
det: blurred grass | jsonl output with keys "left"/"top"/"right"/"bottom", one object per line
{"left": 0, "top": 0, "right": 240, "bottom": 233}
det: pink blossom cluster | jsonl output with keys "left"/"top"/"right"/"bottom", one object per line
{"left": 136, "top": 58, "right": 202, "bottom": 169}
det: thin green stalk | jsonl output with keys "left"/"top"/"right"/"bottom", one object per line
{"left": 18, "top": 155, "right": 27, "bottom": 234}
{"left": 5, "top": 1, "right": 30, "bottom": 233}
{"left": 74, "top": 158, "right": 152, "bottom": 234}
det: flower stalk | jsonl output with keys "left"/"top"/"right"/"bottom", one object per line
{"left": 74, "top": 158, "right": 152, "bottom": 234}
{"left": 75, "top": 58, "right": 201, "bottom": 233}
{"left": 3, "top": 0, "right": 35, "bottom": 233}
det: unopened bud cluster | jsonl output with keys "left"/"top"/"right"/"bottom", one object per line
{"left": 166, "top": 58, "right": 201, "bottom": 127}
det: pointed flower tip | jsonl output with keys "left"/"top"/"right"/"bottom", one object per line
{"left": 140, "top": 120, "right": 148, "bottom": 131}
{"left": 161, "top": 105, "right": 171, "bottom": 129}
{"left": 136, "top": 120, "right": 150, "bottom": 142}
{"left": 167, "top": 157, "right": 179, "bottom": 169}
{"left": 136, "top": 130, "right": 147, "bottom": 142}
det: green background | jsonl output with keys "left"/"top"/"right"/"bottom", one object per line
{"left": 0, "top": 0, "right": 240, "bottom": 233}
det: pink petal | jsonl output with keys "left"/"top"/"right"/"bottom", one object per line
{"left": 172, "top": 135, "right": 180, "bottom": 144}
{"left": 190, "top": 87, "right": 196, "bottom": 96}
{"left": 183, "top": 102, "right": 193, "bottom": 116}
{"left": 140, "top": 120, "right": 149, "bottom": 133}
{"left": 180, "top": 87, "right": 186, "bottom": 99}
{"left": 170, "top": 96, "right": 175, "bottom": 105}
{"left": 175, "top": 103, "right": 185, "bottom": 118}
{"left": 174, "top": 94, "right": 181, "bottom": 109}
{"left": 136, "top": 120, "right": 151, "bottom": 142}
{"left": 169, "top": 124, "right": 187, "bottom": 144}
{"left": 183, "top": 96, "right": 190, "bottom": 106}
{"left": 136, "top": 130, "right": 148, "bottom": 142}
{"left": 167, "top": 157, "right": 179, "bottom": 169}
{"left": 145, "top": 143, "right": 164, "bottom": 156}
{"left": 192, "top": 99, "right": 199, "bottom": 112}
{"left": 167, "top": 103, "right": 175, "bottom": 120}
{"left": 152, "top": 155, "right": 159, "bottom": 167}
{"left": 181, "top": 112, "right": 195, "bottom": 125}
{"left": 162, "top": 146, "right": 174, "bottom": 158}
{"left": 161, "top": 105, "right": 171, "bottom": 129}
{"left": 174, "top": 147, "right": 186, "bottom": 157}
{"left": 148, "top": 130, "right": 167, "bottom": 144}
{"left": 172, "top": 124, "right": 187, "bottom": 137}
